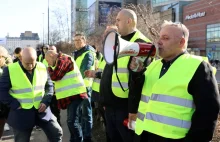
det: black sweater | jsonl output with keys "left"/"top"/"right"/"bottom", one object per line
{"left": 100, "top": 31, "right": 146, "bottom": 111}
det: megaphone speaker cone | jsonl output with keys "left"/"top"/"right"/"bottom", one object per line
{"left": 103, "top": 31, "right": 119, "bottom": 64}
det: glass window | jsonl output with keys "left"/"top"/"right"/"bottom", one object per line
{"left": 207, "top": 23, "right": 220, "bottom": 43}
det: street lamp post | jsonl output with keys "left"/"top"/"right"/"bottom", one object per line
{"left": 42, "top": 13, "right": 44, "bottom": 45}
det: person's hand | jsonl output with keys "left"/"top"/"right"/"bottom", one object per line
{"left": 129, "top": 57, "right": 144, "bottom": 72}
{"left": 103, "top": 25, "right": 118, "bottom": 40}
{"left": 38, "top": 103, "right": 47, "bottom": 113}
{"left": 17, "top": 106, "right": 22, "bottom": 110}
{"left": 84, "top": 70, "right": 96, "bottom": 78}
{"left": 128, "top": 113, "right": 137, "bottom": 129}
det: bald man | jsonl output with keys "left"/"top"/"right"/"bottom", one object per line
{"left": 0, "top": 47, "right": 63, "bottom": 142}
{"left": 100, "top": 9, "right": 151, "bottom": 142}
{"left": 45, "top": 50, "right": 88, "bottom": 142}
{"left": 46, "top": 45, "right": 61, "bottom": 126}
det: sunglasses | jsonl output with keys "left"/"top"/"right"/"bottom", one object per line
{"left": 43, "top": 47, "right": 48, "bottom": 50}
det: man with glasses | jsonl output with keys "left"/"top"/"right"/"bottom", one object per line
{"left": 134, "top": 21, "right": 220, "bottom": 142}
{"left": 73, "top": 33, "right": 96, "bottom": 142}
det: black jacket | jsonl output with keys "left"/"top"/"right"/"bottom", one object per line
{"left": 100, "top": 31, "right": 146, "bottom": 112}
{"left": 0, "top": 62, "right": 54, "bottom": 130}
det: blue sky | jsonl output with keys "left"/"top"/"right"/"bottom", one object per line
{"left": 0, "top": 0, "right": 71, "bottom": 39}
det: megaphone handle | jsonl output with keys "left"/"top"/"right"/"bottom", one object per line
{"left": 143, "top": 45, "right": 155, "bottom": 68}
{"left": 131, "top": 59, "right": 140, "bottom": 72}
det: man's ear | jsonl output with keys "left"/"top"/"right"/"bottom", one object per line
{"left": 127, "top": 18, "right": 132, "bottom": 24}
{"left": 180, "top": 38, "right": 185, "bottom": 47}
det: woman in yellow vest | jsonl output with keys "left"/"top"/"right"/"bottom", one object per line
{"left": 37, "top": 45, "right": 48, "bottom": 67}
{"left": 134, "top": 21, "right": 220, "bottom": 142}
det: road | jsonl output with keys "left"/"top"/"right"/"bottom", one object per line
{"left": 1, "top": 110, "right": 70, "bottom": 142}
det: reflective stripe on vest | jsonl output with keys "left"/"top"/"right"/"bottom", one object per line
{"left": 10, "top": 85, "right": 44, "bottom": 94}
{"left": 146, "top": 112, "right": 191, "bottom": 129}
{"left": 92, "top": 59, "right": 106, "bottom": 92}
{"left": 111, "top": 31, "right": 151, "bottom": 98}
{"left": 135, "top": 54, "right": 202, "bottom": 139}
{"left": 140, "top": 94, "right": 195, "bottom": 108}
{"left": 75, "top": 50, "right": 96, "bottom": 87}
{"left": 8, "top": 62, "right": 47, "bottom": 109}
{"left": 55, "top": 55, "right": 86, "bottom": 100}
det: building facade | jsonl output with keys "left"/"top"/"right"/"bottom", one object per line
{"left": 71, "top": 0, "right": 142, "bottom": 37}
{"left": 151, "top": 0, "right": 198, "bottom": 7}
{"left": 6, "top": 37, "right": 22, "bottom": 54}
{"left": 20, "top": 31, "right": 40, "bottom": 48}
{"left": 183, "top": 0, "right": 220, "bottom": 58}
{"left": 4, "top": 31, "right": 39, "bottom": 54}
{"left": 0, "top": 38, "right": 7, "bottom": 47}
{"left": 71, "top": 0, "right": 89, "bottom": 37}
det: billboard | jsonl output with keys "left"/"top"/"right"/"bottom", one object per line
{"left": 98, "top": 1, "right": 121, "bottom": 26}
{"left": 0, "top": 38, "right": 6, "bottom": 45}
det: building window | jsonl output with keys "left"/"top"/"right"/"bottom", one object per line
{"left": 152, "top": 0, "right": 170, "bottom": 6}
{"left": 207, "top": 23, "right": 220, "bottom": 43}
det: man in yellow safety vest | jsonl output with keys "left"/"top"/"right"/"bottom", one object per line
{"left": 0, "top": 47, "right": 63, "bottom": 142}
{"left": 134, "top": 21, "right": 220, "bottom": 142}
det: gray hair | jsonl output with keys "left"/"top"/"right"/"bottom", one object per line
{"left": 161, "top": 20, "right": 189, "bottom": 49}
{"left": 0, "top": 46, "right": 12, "bottom": 66}
{"left": 0, "top": 46, "right": 9, "bottom": 57}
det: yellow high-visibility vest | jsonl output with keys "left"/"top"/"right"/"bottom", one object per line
{"left": 135, "top": 54, "right": 203, "bottom": 139}
{"left": 8, "top": 62, "right": 48, "bottom": 109}
{"left": 54, "top": 56, "right": 86, "bottom": 99}
{"left": 92, "top": 58, "right": 106, "bottom": 92}
{"left": 75, "top": 50, "right": 96, "bottom": 87}
{"left": 112, "top": 30, "right": 151, "bottom": 98}
{"left": 38, "top": 54, "right": 48, "bottom": 67}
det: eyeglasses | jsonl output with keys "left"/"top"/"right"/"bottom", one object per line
{"left": 174, "top": 22, "right": 185, "bottom": 38}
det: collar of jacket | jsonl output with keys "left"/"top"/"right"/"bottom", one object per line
{"left": 74, "top": 45, "right": 95, "bottom": 59}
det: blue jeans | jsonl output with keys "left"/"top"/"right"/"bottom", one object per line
{"left": 81, "top": 87, "right": 93, "bottom": 141}
{"left": 67, "top": 97, "right": 83, "bottom": 142}
{"left": 13, "top": 114, "right": 63, "bottom": 142}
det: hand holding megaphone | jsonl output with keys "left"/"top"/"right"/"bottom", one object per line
{"left": 129, "top": 57, "right": 144, "bottom": 72}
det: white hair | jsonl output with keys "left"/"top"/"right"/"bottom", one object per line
{"left": 0, "top": 46, "right": 9, "bottom": 57}
{"left": 161, "top": 20, "right": 189, "bottom": 50}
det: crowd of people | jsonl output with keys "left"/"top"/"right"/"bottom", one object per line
{"left": 0, "top": 8, "right": 220, "bottom": 142}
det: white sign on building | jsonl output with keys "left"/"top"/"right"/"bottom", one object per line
{"left": 185, "top": 12, "right": 206, "bottom": 20}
